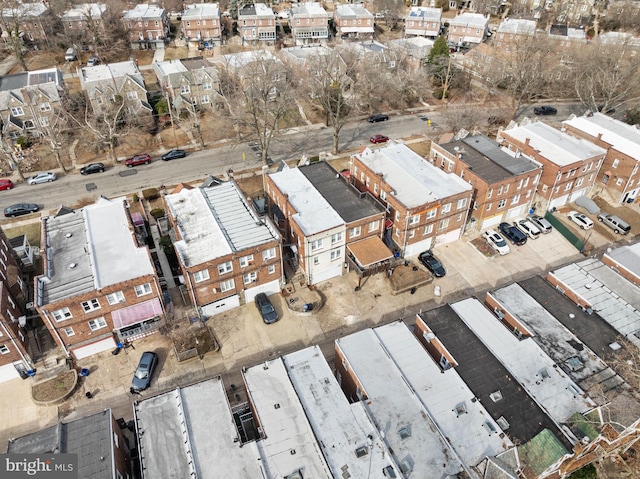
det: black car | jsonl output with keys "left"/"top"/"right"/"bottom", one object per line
{"left": 131, "top": 351, "right": 158, "bottom": 392}
{"left": 368, "top": 113, "right": 389, "bottom": 123}
{"left": 418, "top": 250, "right": 446, "bottom": 277}
{"left": 4, "top": 203, "right": 39, "bottom": 217}
{"left": 498, "top": 222, "right": 528, "bottom": 246}
{"left": 255, "top": 292, "right": 279, "bottom": 324}
{"left": 80, "top": 162, "right": 105, "bottom": 175}
{"left": 534, "top": 106, "right": 557, "bottom": 115}
{"left": 161, "top": 149, "right": 186, "bottom": 161}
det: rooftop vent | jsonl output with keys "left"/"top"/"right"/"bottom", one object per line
{"left": 489, "top": 390, "right": 503, "bottom": 402}
{"left": 65, "top": 233, "right": 72, "bottom": 238}
{"left": 69, "top": 263, "right": 77, "bottom": 269}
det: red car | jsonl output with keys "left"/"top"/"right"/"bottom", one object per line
{"left": 370, "top": 134, "right": 390, "bottom": 144}
{"left": 0, "top": 179, "right": 13, "bottom": 191}
{"left": 125, "top": 154, "right": 151, "bottom": 167}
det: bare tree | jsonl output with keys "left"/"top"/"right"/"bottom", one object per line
{"left": 439, "top": 102, "right": 484, "bottom": 134}
{"left": 0, "top": 0, "right": 39, "bottom": 70}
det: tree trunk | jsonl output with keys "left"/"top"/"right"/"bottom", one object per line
{"left": 332, "top": 129, "right": 340, "bottom": 155}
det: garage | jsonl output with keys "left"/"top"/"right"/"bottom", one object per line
{"left": 435, "top": 228, "right": 462, "bottom": 246}
{"left": 72, "top": 337, "right": 116, "bottom": 360}
{"left": 0, "top": 362, "right": 21, "bottom": 383}
{"left": 201, "top": 294, "right": 241, "bottom": 318}
{"left": 506, "top": 205, "right": 526, "bottom": 220}
{"left": 568, "top": 188, "right": 589, "bottom": 204}
{"left": 404, "top": 237, "right": 433, "bottom": 257}
{"left": 481, "top": 213, "right": 504, "bottom": 230}
{"left": 244, "top": 278, "right": 281, "bottom": 303}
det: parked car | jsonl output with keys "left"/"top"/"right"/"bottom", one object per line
{"left": 528, "top": 214, "right": 553, "bottom": 234}
{"left": 418, "top": 250, "right": 446, "bottom": 277}
{"left": 131, "top": 351, "right": 158, "bottom": 392}
{"left": 483, "top": 229, "right": 510, "bottom": 255}
{"left": 64, "top": 47, "right": 76, "bottom": 61}
{"left": 80, "top": 162, "right": 105, "bottom": 175}
{"left": 27, "top": 172, "right": 57, "bottom": 185}
{"left": 534, "top": 106, "right": 557, "bottom": 115}
{"left": 0, "top": 179, "right": 14, "bottom": 190}
{"left": 499, "top": 222, "right": 528, "bottom": 246}
{"left": 255, "top": 293, "right": 279, "bottom": 324}
{"left": 86, "top": 56, "right": 99, "bottom": 66}
{"left": 4, "top": 203, "right": 39, "bottom": 217}
{"left": 517, "top": 219, "right": 540, "bottom": 239}
{"left": 161, "top": 149, "right": 186, "bottom": 161}
{"left": 368, "top": 113, "right": 389, "bottom": 123}
{"left": 370, "top": 134, "right": 390, "bottom": 144}
{"left": 125, "top": 154, "right": 151, "bottom": 167}
{"left": 567, "top": 211, "right": 594, "bottom": 230}
{"left": 598, "top": 212, "right": 631, "bottom": 235}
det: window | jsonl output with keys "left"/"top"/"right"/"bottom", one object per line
{"left": 39, "top": 117, "right": 50, "bottom": 127}
{"left": 330, "top": 249, "right": 341, "bottom": 261}
{"left": 498, "top": 199, "right": 506, "bottom": 209}
{"left": 380, "top": 190, "right": 386, "bottom": 201}
{"left": 180, "top": 85, "right": 191, "bottom": 94}
{"left": 243, "top": 272, "right": 257, "bottom": 284}
{"left": 88, "top": 317, "right": 107, "bottom": 332}
{"left": 313, "top": 256, "right": 320, "bottom": 265}
{"left": 240, "top": 255, "right": 254, "bottom": 267}
{"left": 426, "top": 209, "right": 437, "bottom": 219}
{"left": 24, "top": 120, "right": 35, "bottom": 130}
{"left": 441, "top": 203, "right": 452, "bottom": 214}
{"left": 424, "top": 224, "right": 433, "bottom": 235}
{"left": 193, "top": 269, "right": 210, "bottom": 283}
{"left": 517, "top": 179, "right": 523, "bottom": 190}
{"left": 565, "top": 181, "right": 573, "bottom": 191}
{"left": 487, "top": 188, "right": 493, "bottom": 199}
{"left": 262, "top": 248, "right": 276, "bottom": 260}
{"left": 331, "top": 232, "right": 343, "bottom": 244}
{"left": 511, "top": 194, "right": 520, "bottom": 204}
{"left": 612, "top": 159, "right": 620, "bottom": 168}
{"left": 497, "top": 185, "right": 503, "bottom": 195}
{"left": 268, "top": 264, "right": 276, "bottom": 274}
{"left": 52, "top": 307, "right": 72, "bottom": 322}
{"left": 438, "top": 218, "right": 449, "bottom": 230}
{"left": 81, "top": 298, "right": 101, "bottom": 313}
{"left": 0, "top": 345, "right": 8, "bottom": 354}
{"left": 395, "top": 211, "right": 400, "bottom": 221}
{"left": 349, "top": 226, "right": 361, "bottom": 238}
{"left": 126, "top": 91, "right": 138, "bottom": 100}
{"left": 616, "top": 178, "right": 624, "bottom": 186}
{"left": 486, "top": 203, "right": 492, "bottom": 211}
{"left": 409, "top": 230, "right": 415, "bottom": 238}
{"left": 201, "top": 95, "right": 210, "bottom": 104}
{"left": 368, "top": 220, "right": 379, "bottom": 232}
{"left": 62, "top": 327, "right": 75, "bottom": 337}
{"left": 10, "top": 106, "right": 24, "bottom": 116}
{"left": 457, "top": 198, "right": 467, "bottom": 210}
{"left": 106, "top": 291, "right": 125, "bottom": 305}
{"left": 135, "top": 283, "right": 152, "bottom": 296}
{"left": 310, "top": 239, "right": 323, "bottom": 251}
{"left": 39, "top": 102, "right": 51, "bottom": 112}
{"left": 203, "top": 82, "right": 212, "bottom": 91}
{"left": 218, "top": 262, "right": 233, "bottom": 275}
{"left": 220, "top": 279, "right": 235, "bottom": 292}
{"left": 409, "top": 214, "right": 420, "bottom": 225}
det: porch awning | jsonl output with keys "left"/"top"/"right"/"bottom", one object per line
{"left": 111, "top": 298, "right": 163, "bottom": 329}
{"left": 347, "top": 236, "right": 394, "bottom": 268}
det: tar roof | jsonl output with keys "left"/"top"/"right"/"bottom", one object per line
{"left": 336, "top": 328, "right": 466, "bottom": 478}
{"left": 604, "top": 242, "right": 640, "bottom": 283}
{"left": 372, "top": 321, "right": 513, "bottom": 468}
{"left": 299, "top": 161, "right": 384, "bottom": 223}
{"left": 490, "top": 283, "right": 625, "bottom": 397}
{"left": 8, "top": 409, "right": 114, "bottom": 479}
{"left": 439, "top": 134, "right": 541, "bottom": 183}
{"left": 268, "top": 166, "right": 344, "bottom": 235}
{"left": 135, "top": 379, "right": 264, "bottom": 478}
{"left": 165, "top": 183, "right": 279, "bottom": 267}
{"left": 501, "top": 122, "right": 606, "bottom": 166}
{"left": 355, "top": 142, "right": 471, "bottom": 208}
{"left": 38, "top": 197, "right": 154, "bottom": 305}
{"left": 243, "top": 358, "right": 332, "bottom": 479}
{"left": 283, "top": 346, "right": 400, "bottom": 478}
{"left": 549, "top": 259, "right": 640, "bottom": 340}
{"left": 564, "top": 113, "right": 640, "bottom": 161}
{"left": 239, "top": 3, "right": 274, "bottom": 16}
{"left": 418, "top": 305, "right": 572, "bottom": 450}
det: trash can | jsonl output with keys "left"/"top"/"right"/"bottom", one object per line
{"left": 26, "top": 370, "right": 36, "bottom": 378}
{"left": 79, "top": 368, "right": 90, "bottom": 377}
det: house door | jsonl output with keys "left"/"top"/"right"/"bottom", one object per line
{"left": 602, "top": 174, "right": 610, "bottom": 184}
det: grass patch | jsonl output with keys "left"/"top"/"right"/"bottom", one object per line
{"left": 407, "top": 140, "right": 432, "bottom": 157}
{"left": 3, "top": 221, "right": 41, "bottom": 248}
{"left": 163, "top": 46, "right": 189, "bottom": 61}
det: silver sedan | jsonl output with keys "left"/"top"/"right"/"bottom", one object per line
{"left": 27, "top": 172, "right": 57, "bottom": 185}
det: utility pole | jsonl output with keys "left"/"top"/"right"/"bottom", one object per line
{"left": 441, "top": 54, "right": 453, "bottom": 102}
{"left": 165, "top": 91, "right": 178, "bottom": 149}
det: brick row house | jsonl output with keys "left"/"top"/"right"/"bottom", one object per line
{"left": 0, "top": 227, "right": 32, "bottom": 383}
{"left": 123, "top": 3, "right": 170, "bottom": 50}
{"left": 153, "top": 57, "right": 221, "bottom": 115}
{"left": 404, "top": 7, "right": 442, "bottom": 38}
{"left": 237, "top": 3, "right": 277, "bottom": 45}
{"left": 266, "top": 161, "right": 387, "bottom": 285}
{"left": 181, "top": 3, "right": 223, "bottom": 50}
{"left": 493, "top": 18, "right": 536, "bottom": 50}
{"left": 498, "top": 121, "right": 607, "bottom": 210}
{"left": 430, "top": 134, "right": 542, "bottom": 230}
{"left": 351, "top": 142, "right": 473, "bottom": 257}
{"left": 35, "top": 197, "right": 165, "bottom": 360}
{"left": 0, "top": 68, "right": 65, "bottom": 144}
{"left": 563, "top": 112, "right": 640, "bottom": 204}
{"left": 447, "top": 12, "right": 490, "bottom": 48}
{"left": 61, "top": 3, "right": 106, "bottom": 46}
{"left": 0, "top": 2, "right": 50, "bottom": 49}
{"left": 333, "top": 4, "right": 374, "bottom": 40}
{"left": 164, "top": 182, "right": 282, "bottom": 318}
{"left": 289, "top": 2, "right": 329, "bottom": 46}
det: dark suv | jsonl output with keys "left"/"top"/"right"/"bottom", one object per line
{"left": 498, "top": 222, "right": 528, "bottom": 246}
{"left": 255, "top": 293, "right": 279, "bottom": 324}
{"left": 368, "top": 113, "right": 389, "bottom": 123}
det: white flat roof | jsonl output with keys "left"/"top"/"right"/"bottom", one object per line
{"left": 407, "top": 6, "right": 442, "bottom": 20}
{"left": 153, "top": 59, "right": 188, "bottom": 76}
{"left": 450, "top": 298, "right": 595, "bottom": 423}
{"left": 550, "top": 259, "right": 640, "bottom": 338}
{"left": 497, "top": 18, "right": 536, "bottom": 35}
{"left": 123, "top": 4, "right": 165, "bottom": 19}
{"left": 502, "top": 122, "right": 606, "bottom": 166}
{"left": 336, "top": 329, "right": 466, "bottom": 478}
{"left": 563, "top": 113, "right": 640, "bottom": 161}
{"left": 165, "top": 183, "right": 279, "bottom": 267}
{"left": 604, "top": 242, "right": 640, "bottom": 280}
{"left": 182, "top": 3, "right": 219, "bottom": 18}
{"left": 355, "top": 142, "right": 471, "bottom": 208}
{"left": 220, "top": 49, "right": 277, "bottom": 69}
{"left": 335, "top": 4, "right": 372, "bottom": 17}
{"left": 135, "top": 379, "right": 264, "bottom": 479}
{"left": 283, "top": 346, "right": 400, "bottom": 478}
{"left": 268, "top": 166, "right": 343, "bottom": 235}
{"left": 80, "top": 61, "right": 140, "bottom": 83}
{"left": 450, "top": 12, "right": 488, "bottom": 27}
{"left": 372, "top": 321, "right": 513, "bottom": 468}
{"left": 490, "top": 283, "right": 621, "bottom": 394}
{"left": 61, "top": 3, "right": 105, "bottom": 20}
{"left": 243, "top": 358, "right": 332, "bottom": 479}
{"left": 291, "top": 2, "right": 326, "bottom": 16}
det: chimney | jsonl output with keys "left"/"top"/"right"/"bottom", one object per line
{"left": 524, "top": 137, "right": 530, "bottom": 147}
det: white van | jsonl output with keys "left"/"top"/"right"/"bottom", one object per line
{"left": 65, "top": 47, "right": 76, "bottom": 61}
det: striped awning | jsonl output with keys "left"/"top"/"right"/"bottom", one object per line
{"left": 112, "top": 298, "right": 163, "bottom": 329}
